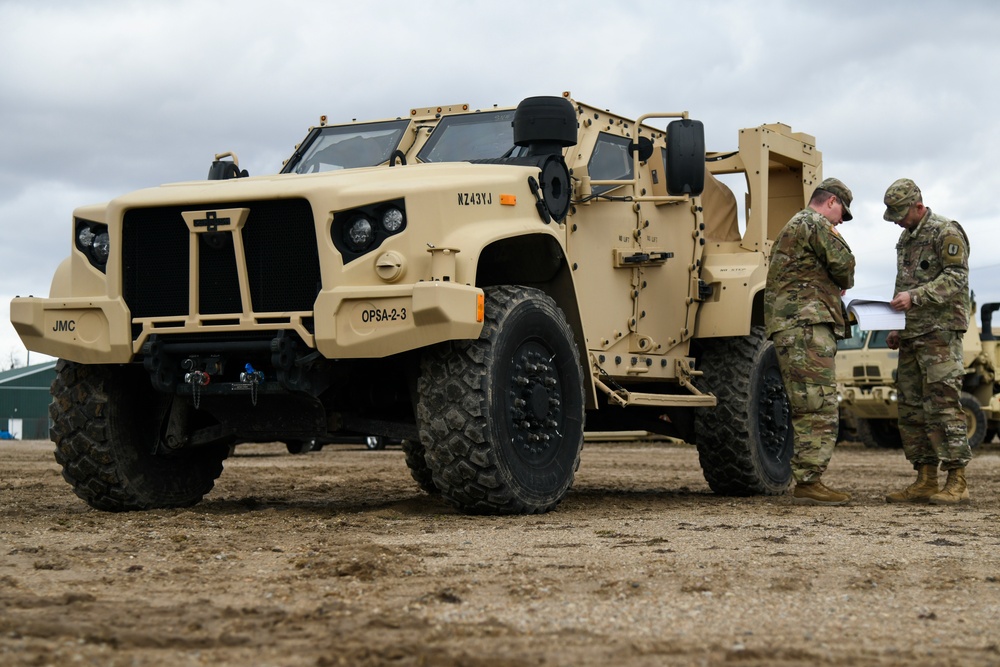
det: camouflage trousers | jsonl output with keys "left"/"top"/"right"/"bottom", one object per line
{"left": 771, "top": 324, "right": 839, "bottom": 483}
{"left": 896, "top": 330, "right": 971, "bottom": 470}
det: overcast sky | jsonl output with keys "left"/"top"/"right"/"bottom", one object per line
{"left": 2, "top": 0, "right": 999, "bottom": 366}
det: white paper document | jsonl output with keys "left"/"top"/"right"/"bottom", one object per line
{"left": 846, "top": 298, "right": 905, "bottom": 331}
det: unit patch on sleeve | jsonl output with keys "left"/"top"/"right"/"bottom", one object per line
{"left": 942, "top": 234, "right": 965, "bottom": 265}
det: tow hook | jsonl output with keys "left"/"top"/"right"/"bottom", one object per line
{"left": 240, "top": 363, "right": 265, "bottom": 406}
{"left": 183, "top": 369, "right": 211, "bottom": 409}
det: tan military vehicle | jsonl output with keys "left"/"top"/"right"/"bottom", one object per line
{"left": 11, "top": 93, "right": 823, "bottom": 514}
{"left": 837, "top": 303, "right": 1000, "bottom": 449}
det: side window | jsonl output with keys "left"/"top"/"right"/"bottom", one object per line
{"left": 588, "top": 133, "right": 633, "bottom": 195}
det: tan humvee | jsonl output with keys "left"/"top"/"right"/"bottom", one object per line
{"left": 837, "top": 303, "right": 1000, "bottom": 449}
{"left": 11, "top": 93, "right": 822, "bottom": 513}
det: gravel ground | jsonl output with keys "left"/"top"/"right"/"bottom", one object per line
{"left": 2, "top": 437, "right": 1000, "bottom": 666}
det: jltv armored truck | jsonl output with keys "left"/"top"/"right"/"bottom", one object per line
{"left": 11, "top": 93, "right": 822, "bottom": 514}
{"left": 837, "top": 303, "right": 1000, "bottom": 449}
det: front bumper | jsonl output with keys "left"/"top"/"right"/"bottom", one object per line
{"left": 839, "top": 385, "right": 899, "bottom": 420}
{"left": 11, "top": 280, "right": 485, "bottom": 364}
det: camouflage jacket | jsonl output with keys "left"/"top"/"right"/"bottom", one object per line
{"left": 895, "top": 209, "right": 970, "bottom": 338}
{"left": 764, "top": 208, "right": 855, "bottom": 339}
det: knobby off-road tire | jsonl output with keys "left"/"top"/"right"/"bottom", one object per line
{"left": 49, "top": 360, "right": 229, "bottom": 512}
{"left": 402, "top": 439, "right": 438, "bottom": 494}
{"left": 961, "top": 392, "right": 986, "bottom": 449}
{"left": 855, "top": 418, "right": 903, "bottom": 449}
{"left": 694, "top": 326, "right": 793, "bottom": 495}
{"left": 858, "top": 394, "right": 985, "bottom": 449}
{"left": 416, "top": 285, "right": 585, "bottom": 515}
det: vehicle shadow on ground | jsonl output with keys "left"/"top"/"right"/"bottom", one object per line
{"left": 195, "top": 491, "right": 455, "bottom": 517}
{"left": 193, "top": 484, "right": 751, "bottom": 519}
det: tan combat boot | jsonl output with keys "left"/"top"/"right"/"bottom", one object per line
{"left": 792, "top": 480, "right": 851, "bottom": 506}
{"left": 929, "top": 467, "right": 970, "bottom": 505}
{"left": 885, "top": 463, "right": 938, "bottom": 503}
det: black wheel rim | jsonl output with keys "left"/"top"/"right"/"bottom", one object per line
{"left": 756, "top": 353, "right": 792, "bottom": 478}
{"left": 503, "top": 338, "right": 564, "bottom": 468}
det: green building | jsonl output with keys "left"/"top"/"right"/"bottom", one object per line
{"left": 0, "top": 361, "right": 56, "bottom": 440}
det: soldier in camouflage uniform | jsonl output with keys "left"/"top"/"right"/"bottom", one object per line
{"left": 765, "top": 177, "right": 856, "bottom": 505}
{"left": 883, "top": 178, "right": 972, "bottom": 505}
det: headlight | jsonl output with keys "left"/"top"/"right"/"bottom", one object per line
{"left": 92, "top": 232, "right": 110, "bottom": 264}
{"left": 75, "top": 219, "right": 110, "bottom": 273}
{"left": 78, "top": 226, "right": 95, "bottom": 248}
{"left": 345, "top": 216, "right": 374, "bottom": 252}
{"left": 332, "top": 198, "right": 406, "bottom": 262}
{"left": 382, "top": 207, "right": 404, "bottom": 233}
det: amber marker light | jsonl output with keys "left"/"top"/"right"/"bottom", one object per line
{"left": 476, "top": 294, "right": 485, "bottom": 323}
{"left": 500, "top": 194, "right": 516, "bottom": 206}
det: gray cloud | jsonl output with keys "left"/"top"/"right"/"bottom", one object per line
{"left": 2, "top": 0, "right": 999, "bottom": 363}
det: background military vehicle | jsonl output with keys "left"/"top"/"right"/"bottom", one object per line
{"left": 11, "top": 93, "right": 824, "bottom": 514}
{"left": 837, "top": 302, "right": 1000, "bottom": 449}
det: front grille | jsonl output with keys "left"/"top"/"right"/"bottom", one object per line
{"left": 199, "top": 232, "right": 241, "bottom": 314}
{"left": 122, "top": 208, "right": 190, "bottom": 318}
{"left": 243, "top": 200, "right": 322, "bottom": 312}
{"left": 122, "top": 199, "right": 321, "bottom": 332}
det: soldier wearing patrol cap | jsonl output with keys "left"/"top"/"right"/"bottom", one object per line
{"left": 883, "top": 178, "right": 972, "bottom": 505}
{"left": 765, "top": 177, "right": 856, "bottom": 505}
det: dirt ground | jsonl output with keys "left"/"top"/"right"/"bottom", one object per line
{"left": 2, "top": 436, "right": 1000, "bottom": 667}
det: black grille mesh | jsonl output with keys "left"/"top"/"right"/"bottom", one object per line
{"left": 123, "top": 208, "right": 190, "bottom": 318}
{"left": 243, "top": 200, "right": 321, "bottom": 312}
{"left": 199, "top": 233, "right": 241, "bottom": 314}
{"left": 122, "top": 199, "right": 320, "bottom": 330}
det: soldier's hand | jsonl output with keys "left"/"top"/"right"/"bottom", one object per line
{"left": 886, "top": 330, "right": 900, "bottom": 350}
{"left": 890, "top": 292, "right": 912, "bottom": 312}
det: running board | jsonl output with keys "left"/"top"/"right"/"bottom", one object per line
{"left": 593, "top": 377, "right": 717, "bottom": 408}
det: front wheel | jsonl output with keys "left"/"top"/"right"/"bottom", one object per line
{"left": 416, "top": 286, "right": 585, "bottom": 514}
{"left": 49, "top": 360, "right": 229, "bottom": 512}
{"left": 693, "top": 326, "right": 793, "bottom": 495}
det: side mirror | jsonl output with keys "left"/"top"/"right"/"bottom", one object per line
{"left": 207, "top": 151, "right": 249, "bottom": 180}
{"left": 981, "top": 303, "right": 1000, "bottom": 341}
{"left": 666, "top": 119, "right": 705, "bottom": 196}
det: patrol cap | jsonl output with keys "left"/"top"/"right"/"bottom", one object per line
{"left": 883, "top": 178, "right": 921, "bottom": 222}
{"left": 816, "top": 177, "right": 853, "bottom": 221}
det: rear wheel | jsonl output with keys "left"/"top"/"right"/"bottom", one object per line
{"left": 693, "top": 326, "right": 793, "bottom": 495}
{"left": 416, "top": 286, "right": 585, "bottom": 514}
{"left": 365, "top": 436, "right": 387, "bottom": 450}
{"left": 855, "top": 418, "right": 903, "bottom": 449}
{"left": 50, "top": 360, "right": 229, "bottom": 512}
{"left": 960, "top": 392, "right": 986, "bottom": 449}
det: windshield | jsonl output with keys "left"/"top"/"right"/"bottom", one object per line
{"left": 868, "top": 330, "right": 892, "bottom": 349}
{"left": 417, "top": 110, "right": 518, "bottom": 163}
{"left": 283, "top": 119, "right": 409, "bottom": 174}
{"left": 837, "top": 324, "right": 868, "bottom": 350}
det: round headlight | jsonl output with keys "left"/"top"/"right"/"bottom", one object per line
{"left": 382, "top": 207, "right": 404, "bottom": 233}
{"left": 345, "top": 216, "right": 374, "bottom": 252}
{"left": 78, "top": 226, "right": 95, "bottom": 248}
{"left": 91, "top": 232, "right": 110, "bottom": 265}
